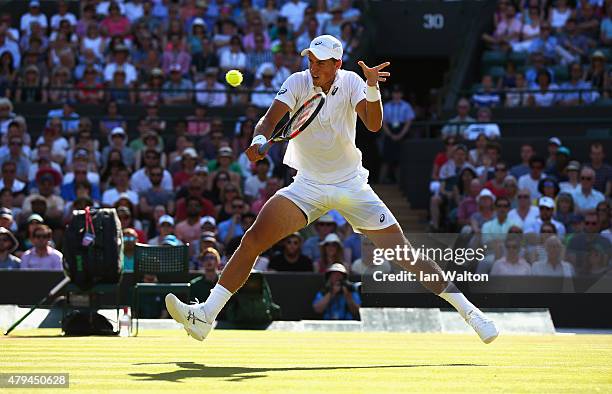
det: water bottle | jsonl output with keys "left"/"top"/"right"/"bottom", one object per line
{"left": 119, "top": 307, "right": 131, "bottom": 337}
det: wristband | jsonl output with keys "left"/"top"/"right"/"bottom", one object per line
{"left": 365, "top": 84, "right": 381, "bottom": 102}
{"left": 250, "top": 134, "right": 267, "bottom": 147}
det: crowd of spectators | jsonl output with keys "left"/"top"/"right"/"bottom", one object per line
{"left": 429, "top": 114, "right": 612, "bottom": 279}
{"left": 476, "top": 0, "right": 612, "bottom": 107}
{"left": 0, "top": 0, "right": 365, "bottom": 107}
{"left": 0, "top": 1, "right": 371, "bottom": 312}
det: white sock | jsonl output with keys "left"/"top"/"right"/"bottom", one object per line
{"left": 200, "top": 284, "right": 233, "bottom": 321}
{"left": 438, "top": 283, "right": 476, "bottom": 318}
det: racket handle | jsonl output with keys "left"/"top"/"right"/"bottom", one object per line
{"left": 257, "top": 141, "right": 271, "bottom": 155}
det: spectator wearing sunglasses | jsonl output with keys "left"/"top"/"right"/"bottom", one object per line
{"left": 122, "top": 228, "right": 139, "bottom": 272}
{"left": 268, "top": 232, "right": 313, "bottom": 272}
{"left": 20, "top": 224, "right": 62, "bottom": 270}
{"left": 525, "top": 196, "right": 566, "bottom": 236}
{"left": 490, "top": 236, "right": 531, "bottom": 276}
{"left": 572, "top": 167, "right": 605, "bottom": 215}
{"left": 482, "top": 196, "right": 519, "bottom": 245}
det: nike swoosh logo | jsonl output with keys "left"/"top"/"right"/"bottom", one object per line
{"left": 314, "top": 41, "right": 323, "bottom": 46}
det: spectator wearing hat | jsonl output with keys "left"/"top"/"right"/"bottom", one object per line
{"left": 139, "top": 165, "right": 176, "bottom": 222}
{"left": 469, "top": 188, "right": 497, "bottom": 234}
{"left": 560, "top": 160, "right": 581, "bottom": 194}
{"left": 544, "top": 137, "right": 562, "bottom": 168}
{"left": 130, "top": 148, "right": 173, "bottom": 194}
{"left": 161, "top": 63, "right": 194, "bottom": 105}
{"left": 195, "top": 67, "right": 227, "bottom": 107}
{"left": 102, "top": 127, "right": 135, "bottom": 170}
{"left": 0, "top": 227, "right": 20, "bottom": 269}
{"left": 312, "top": 263, "right": 360, "bottom": 320}
{"left": 546, "top": 146, "right": 571, "bottom": 181}
{"left": 208, "top": 146, "right": 243, "bottom": 184}
{"left": 191, "top": 229, "right": 221, "bottom": 268}
{"left": 0, "top": 206, "right": 17, "bottom": 232}
{"left": 191, "top": 247, "right": 223, "bottom": 300}
{"left": 20, "top": 1, "right": 48, "bottom": 35}
{"left": 586, "top": 142, "right": 612, "bottom": 196}
{"left": 103, "top": 44, "right": 138, "bottom": 85}
{"left": 315, "top": 233, "right": 349, "bottom": 273}
{"left": 538, "top": 177, "right": 560, "bottom": 202}
{"left": 0, "top": 161, "right": 26, "bottom": 205}
{"left": 21, "top": 224, "right": 62, "bottom": 270}
{"left": 525, "top": 196, "right": 567, "bottom": 235}
{"left": 138, "top": 67, "right": 164, "bottom": 105}
{"left": 15, "top": 213, "right": 43, "bottom": 256}
{"left": 173, "top": 148, "right": 199, "bottom": 189}
{"left": 572, "top": 166, "right": 605, "bottom": 215}
{"left": 302, "top": 214, "right": 338, "bottom": 262}
{"left": 147, "top": 213, "right": 178, "bottom": 246}
{"left": 268, "top": 232, "right": 313, "bottom": 272}
{"left": 584, "top": 50, "right": 608, "bottom": 93}
{"left": 379, "top": 85, "right": 415, "bottom": 184}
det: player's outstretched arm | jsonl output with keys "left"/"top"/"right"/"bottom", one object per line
{"left": 246, "top": 99, "right": 290, "bottom": 162}
{"left": 356, "top": 60, "right": 391, "bottom": 132}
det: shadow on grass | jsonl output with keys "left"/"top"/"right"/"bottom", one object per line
{"left": 130, "top": 361, "right": 486, "bottom": 382}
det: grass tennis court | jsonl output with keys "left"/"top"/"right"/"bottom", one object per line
{"left": 1, "top": 329, "right": 612, "bottom": 393}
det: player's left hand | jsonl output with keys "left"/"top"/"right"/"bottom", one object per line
{"left": 357, "top": 61, "right": 391, "bottom": 86}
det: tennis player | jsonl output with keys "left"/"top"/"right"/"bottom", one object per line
{"left": 166, "top": 35, "right": 499, "bottom": 344}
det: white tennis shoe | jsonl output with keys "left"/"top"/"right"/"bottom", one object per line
{"left": 464, "top": 308, "right": 499, "bottom": 344}
{"left": 165, "top": 293, "right": 213, "bottom": 341}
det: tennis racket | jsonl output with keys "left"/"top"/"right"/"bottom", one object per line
{"left": 257, "top": 92, "right": 326, "bottom": 155}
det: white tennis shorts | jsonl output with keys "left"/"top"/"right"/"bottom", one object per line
{"left": 276, "top": 172, "right": 398, "bottom": 232}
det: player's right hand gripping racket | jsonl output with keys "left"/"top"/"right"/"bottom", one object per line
{"left": 257, "top": 92, "right": 326, "bottom": 155}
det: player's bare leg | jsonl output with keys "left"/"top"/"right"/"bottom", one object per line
{"left": 165, "top": 195, "right": 307, "bottom": 340}
{"left": 361, "top": 224, "right": 499, "bottom": 343}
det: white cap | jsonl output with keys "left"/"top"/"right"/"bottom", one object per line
{"left": 300, "top": 35, "right": 343, "bottom": 60}
{"left": 111, "top": 127, "right": 126, "bottom": 136}
{"left": 158, "top": 214, "right": 175, "bottom": 226}
{"left": 192, "top": 17, "right": 205, "bottom": 26}
{"left": 477, "top": 188, "right": 496, "bottom": 203}
{"left": 538, "top": 196, "right": 555, "bottom": 209}
{"left": 200, "top": 216, "right": 216, "bottom": 226}
{"left": 319, "top": 233, "right": 343, "bottom": 246}
{"left": 182, "top": 147, "right": 198, "bottom": 159}
{"left": 317, "top": 214, "right": 335, "bottom": 224}
{"left": 548, "top": 137, "right": 561, "bottom": 146}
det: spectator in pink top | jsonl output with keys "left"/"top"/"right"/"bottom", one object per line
{"left": 100, "top": 2, "right": 131, "bottom": 38}
{"left": 20, "top": 224, "right": 62, "bottom": 270}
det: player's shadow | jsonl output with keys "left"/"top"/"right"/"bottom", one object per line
{"left": 130, "top": 361, "right": 485, "bottom": 382}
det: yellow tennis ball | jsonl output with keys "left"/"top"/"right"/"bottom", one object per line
{"left": 225, "top": 69, "right": 243, "bottom": 87}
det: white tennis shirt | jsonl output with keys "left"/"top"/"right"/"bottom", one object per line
{"left": 274, "top": 69, "right": 368, "bottom": 184}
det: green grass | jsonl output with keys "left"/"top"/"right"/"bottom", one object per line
{"left": 1, "top": 329, "right": 612, "bottom": 393}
